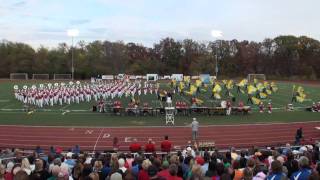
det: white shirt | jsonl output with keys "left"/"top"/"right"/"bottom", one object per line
{"left": 192, "top": 120, "right": 199, "bottom": 131}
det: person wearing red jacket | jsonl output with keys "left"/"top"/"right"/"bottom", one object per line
{"left": 161, "top": 135, "right": 172, "bottom": 153}
{"left": 145, "top": 138, "right": 156, "bottom": 153}
{"left": 129, "top": 139, "right": 142, "bottom": 153}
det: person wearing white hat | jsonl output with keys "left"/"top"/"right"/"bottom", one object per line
{"left": 191, "top": 117, "right": 199, "bottom": 141}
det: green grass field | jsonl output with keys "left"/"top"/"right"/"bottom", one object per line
{"left": 0, "top": 80, "right": 319, "bottom": 126}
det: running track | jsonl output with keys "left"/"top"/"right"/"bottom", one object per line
{"left": 0, "top": 122, "right": 319, "bottom": 152}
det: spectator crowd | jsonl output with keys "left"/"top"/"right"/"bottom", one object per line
{"left": 1, "top": 139, "right": 320, "bottom": 180}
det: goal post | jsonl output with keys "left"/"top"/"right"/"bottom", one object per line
{"left": 32, "top": 74, "right": 50, "bottom": 80}
{"left": 53, "top": 74, "right": 72, "bottom": 80}
{"left": 247, "top": 74, "right": 266, "bottom": 83}
{"left": 10, "top": 73, "right": 28, "bottom": 80}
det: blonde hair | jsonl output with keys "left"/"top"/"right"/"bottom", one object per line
{"left": 191, "top": 164, "right": 203, "bottom": 177}
{"left": 35, "top": 159, "right": 44, "bottom": 171}
{"left": 142, "top": 159, "right": 152, "bottom": 170}
{"left": 94, "top": 161, "right": 103, "bottom": 171}
{"left": 21, "top": 158, "right": 31, "bottom": 170}
{"left": 0, "top": 164, "right": 5, "bottom": 177}
{"left": 169, "top": 155, "right": 179, "bottom": 164}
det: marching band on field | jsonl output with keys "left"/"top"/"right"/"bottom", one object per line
{"left": 14, "top": 80, "right": 159, "bottom": 108}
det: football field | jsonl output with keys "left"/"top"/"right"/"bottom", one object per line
{"left": 0, "top": 80, "right": 319, "bottom": 127}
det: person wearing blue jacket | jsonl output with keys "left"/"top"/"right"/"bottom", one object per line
{"left": 267, "top": 160, "right": 287, "bottom": 180}
{"left": 290, "top": 156, "right": 312, "bottom": 180}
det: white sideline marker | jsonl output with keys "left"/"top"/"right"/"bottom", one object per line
{"left": 125, "top": 137, "right": 132, "bottom": 143}
{"left": 62, "top": 110, "right": 70, "bottom": 115}
{"left": 102, "top": 133, "right": 110, "bottom": 138}
{"left": 85, "top": 130, "right": 94, "bottom": 134}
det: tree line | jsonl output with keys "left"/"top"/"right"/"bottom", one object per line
{"left": 0, "top": 35, "right": 319, "bottom": 79}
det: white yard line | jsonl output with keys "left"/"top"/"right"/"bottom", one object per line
{"left": 0, "top": 103, "right": 15, "bottom": 109}
{"left": 92, "top": 128, "right": 104, "bottom": 153}
{"left": 60, "top": 104, "right": 72, "bottom": 110}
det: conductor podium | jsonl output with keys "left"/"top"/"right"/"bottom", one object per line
{"left": 165, "top": 107, "right": 175, "bottom": 125}
{"left": 165, "top": 97, "right": 175, "bottom": 125}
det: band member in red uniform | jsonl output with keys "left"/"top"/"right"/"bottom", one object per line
{"left": 98, "top": 99, "right": 105, "bottom": 113}
{"left": 161, "top": 135, "right": 172, "bottom": 153}
{"left": 238, "top": 101, "right": 244, "bottom": 107}
{"left": 144, "top": 138, "right": 156, "bottom": 153}
{"left": 259, "top": 102, "right": 264, "bottom": 113}
{"left": 268, "top": 102, "right": 272, "bottom": 114}
{"left": 226, "top": 100, "right": 232, "bottom": 115}
{"left": 129, "top": 139, "right": 141, "bottom": 153}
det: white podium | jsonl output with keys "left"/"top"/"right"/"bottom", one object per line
{"left": 165, "top": 107, "right": 175, "bottom": 125}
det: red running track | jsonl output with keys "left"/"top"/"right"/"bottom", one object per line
{"left": 0, "top": 122, "right": 319, "bottom": 152}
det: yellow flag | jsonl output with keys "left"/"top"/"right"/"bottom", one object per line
{"left": 257, "top": 83, "right": 264, "bottom": 91}
{"left": 238, "top": 79, "right": 247, "bottom": 87}
{"left": 213, "top": 84, "right": 222, "bottom": 93}
{"left": 296, "top": 96, "right": 304, "bottom": 103}
{"left": 195, "top": 80, "right": 202, "bottom": 87}
{"left": 260, "top": 92, "right": 267, "bottom": 99}
{"left": 179, "top": 82, "right": 185, "bottom": 90}
{"left": 248, "top": 85, "right": 257, "bottom": 95}
{"left": 222, "top": 80, "right": 227, "bottom": 85}
{"left": 252, "top": 97, "right": 261, "bottom": 105}
{"left": 292, "top": 85, "right": 296, "bottom": 91}
{"left": 195, "top": 98, "right": 203, "bottom": 105}
{"left": 266, "top": 89, "right": 272, "bottom": 95}
{"left": 214, "top": 93, "right": 221, "bottom": 99}
{"left": 190, "top": 85, "right": 197, "bottom": 94}
{"left": 184, "top": 76, "right": 190, "bottom": 83}
{"left": 227, "top": 80, "right": 234, "bottom": 90}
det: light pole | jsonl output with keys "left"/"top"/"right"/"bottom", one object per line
{"left": 211, "top": 30, "right": 223, "bottom": 80}
{"left": 67, "top": 29, "right": 79, "bottom": 80}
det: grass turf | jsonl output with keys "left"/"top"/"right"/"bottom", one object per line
{"left": 0, "top": 80, "right": 319, "bottom": 127}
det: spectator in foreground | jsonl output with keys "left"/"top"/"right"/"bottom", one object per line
{"left": 267, "top": 160, "right": 286, "bottom": 180}
{"left": 21, "top": 158, "right": 32, "bottom": 175}
{"left": 158, "top": 160, "right": 170, "bottom": 179}
{"left": 30, "top": 159, "right": 50, "bottom": 180}
{"left": 5, "top": 161, "right": 14, "bottom": 180}
{"left": 148, "top": 165, "right": 164, "bottom": 180}
{"left": 138, "top": 159, "right": 152, "bottom": 180}
{"left": 0, "top": 164, "right": 5, "bottom": 180}
{"left": 168, "top": 164, "right": 182, "bottom": 180}
{"left": 13, "top": 170, "right": 29, "bottom": 180}
{"left": 290, "top": 156, "right": 312, "bottom": 180}
{"left": 72, "top": 145, "right": 80, "bottom": 155}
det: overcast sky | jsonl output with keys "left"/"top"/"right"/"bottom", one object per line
{"left": 0, "top": 0, "right": 319, "bottom": 48}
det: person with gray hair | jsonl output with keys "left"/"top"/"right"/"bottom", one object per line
{"left": 290, "top": 156, "right": 312, "bottom": 180}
